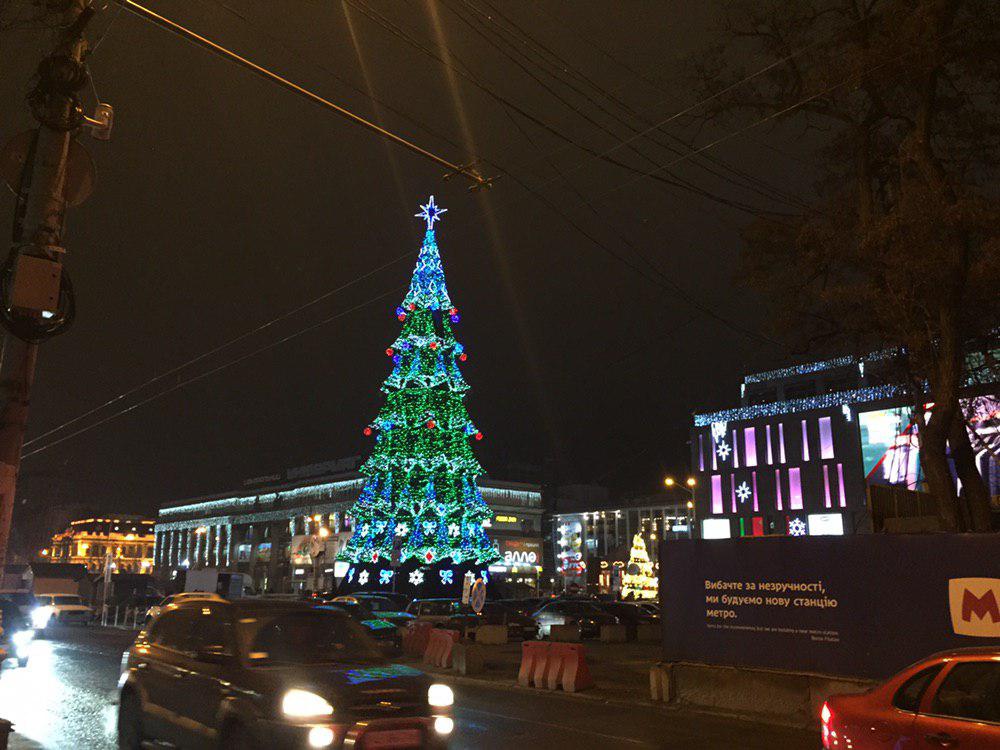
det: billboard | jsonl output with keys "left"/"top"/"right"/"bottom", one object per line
{"left": 660, "top": 535, "right": 1000, "bottom": 678}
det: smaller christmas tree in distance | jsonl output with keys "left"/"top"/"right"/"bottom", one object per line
{"left": 621, "top": 534, "right": 658, "bottom": 600}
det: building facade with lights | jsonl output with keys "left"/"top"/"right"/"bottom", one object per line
{"left": 689, "top": 351, "right": 999, "bottom": 539}
{"left": 48, "top": 516, "right": 156, "bottom": 573}
{"left": 550, "top": 494, "right": 692, "bottom": 597}
{"left": 153, "top": 458, "right": 543, "bottom": 594}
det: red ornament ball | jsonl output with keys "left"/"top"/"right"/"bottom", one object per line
{"left": 449, "top": 307, "right": 458, "bottom": 316}
{"left": 408, "top": 303, "right": 416, "bottom": 311}
{"left": 475, "top": 432, "right": 484, "bottom": 441}
{"left": 426, "top": 420, "right": 436, "bottom": 429}
{"left": 429, "top": 341, "right": 438, "bottom": 350}
{"left": 363, "top": 427, "right": 373, "bottom": 436}
{"left": 385, "top": 347, "right": 394, "bottom": 356}
{"left": 459, "top": 353, "right": 468, "bottom": 362}
{"left": 371, "top": 552, "right": 379, "bottom": 563}
{"left": 397, "top": 314, "right": 407, "bottom": 322}
{"left": 425, "top": 551, "right": 434, "bottom": 563}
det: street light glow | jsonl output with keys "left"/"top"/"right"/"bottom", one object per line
{"left": 686, "top": 477, "right": 696, "bottom": 487}
{"left": 664, "top": 477, "right": 675, "bottom": 487}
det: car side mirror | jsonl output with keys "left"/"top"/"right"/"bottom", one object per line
{"left": 196, "top": 645, "right": 230, "bottom": 664}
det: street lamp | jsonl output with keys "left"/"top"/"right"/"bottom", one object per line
{"left": 664, "top": 476, "right": 697, "bottom": 538}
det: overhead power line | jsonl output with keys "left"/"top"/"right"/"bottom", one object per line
{"left": 113, "top": 0, "right": 489, "bottom": 186}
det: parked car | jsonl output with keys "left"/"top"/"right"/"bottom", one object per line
{"left": 118, "top": 598, "right": 453, "bottom": 749}
{"left": 360, "top": 590, "right": 411, "bottom": 611}
{"left": 594, "top": 602, "right": 659, "bottom": 637}
{"left": 406, "top": 598, "right": 464, "bottom": 625}
{"left": 531, "top": 600, "right": 618, "bottom": 638}
{"left": 32, "top": 593, "right": 93, "bottom": 628}
{"left": 0, "top": 598, "right": 33, "bottom": 667}
{"left": 317, "top": 600, "right": 402, "bottom": 653}
{"left": 0, "top": 590, "right": 37, "bottom": 619}
{"left": 144, "top": 591, "right": 225, "bottom": 624}
{"left": 822, "top": 647, "right": 1000, "bottom": 749}
{"left": 334, "top": 594, "right": 415, "bottom": 628}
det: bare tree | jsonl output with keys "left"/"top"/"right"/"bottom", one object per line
{"left": 690, "top": 0, "right": 999, "bottom": 530}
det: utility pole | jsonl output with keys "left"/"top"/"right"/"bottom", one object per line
{"left": 0, "top": 1, "right": 108, "bottom": 568}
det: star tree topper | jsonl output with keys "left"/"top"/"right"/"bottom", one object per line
{"left": 415, "top": 195, "right": 447, "bottom": 230}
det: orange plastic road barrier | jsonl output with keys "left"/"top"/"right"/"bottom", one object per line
{"left": 545, "top": 642, "right": 594, "bottom": 692}
{"left": 517, "top": 640, "right": 550, "bottom": 687}
{"left": 403, "top": 621, "right": 434, "bottom": 657}
{"left": 423, "top": 628, "right": 461, "bottom": 668}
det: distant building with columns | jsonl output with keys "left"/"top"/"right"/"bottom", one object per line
{"left": 153, "top": 457, "right": 543, "bottom": 594}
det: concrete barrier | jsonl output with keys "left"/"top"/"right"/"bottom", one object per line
{"left": 549, "top": 624, "right": 581, "bottom": 642}
{"left": 452, "top": 643, "right": 485, "bottom": 675}
{"left": 599, "top": 624, "right": 627, "bottom": 643}
{"left": 473, "top": 624, "right": 508, "bottom": 645}
{"left": 653, "top": 661, "right": 876, "bottom": 728}
{"left": 635, "top": 623, "right": 660, "bottom": 643}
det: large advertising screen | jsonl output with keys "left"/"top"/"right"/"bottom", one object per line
{"left": 660, "top": 535, "right": 1000, "bottom": 678}
{"left": 858, "top": 395, "right": 999, "bottom": 495}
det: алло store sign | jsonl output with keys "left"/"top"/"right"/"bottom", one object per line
{"left": 660, "top": 534, "right": 1000, "bottom": 679}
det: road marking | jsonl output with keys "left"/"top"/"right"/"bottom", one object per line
{"left": 458, "top": 706, "right": 653, "bottom": 746}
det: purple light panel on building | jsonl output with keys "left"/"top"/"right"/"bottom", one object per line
{"left": 823, "top": 464, "right": 832, "bottom": 508}
{"left": 775, "top": 469, "right": 783, "bottom": 510}
{"left": 801, "top": 420, "right": 810, "bottom": 461}
{"left": 711, "top": 474, "right": 723, "bottom": 514}
{"left": 778, "top": 423, "right": 787, "bottom": 463}
{"left": 699, "top": 433, "right": 705, "bottom": 471}
{"left": 731, "top": 475, "right": 738, "bottom": 513}
{"left": 765, "top": 424, "right": 773, "bottom": 465}
{"left": 732, "top": 429, "right": 740, "bottom": 468}
{"left": 819, "top": 416, "right": 834, "bottom": 459}
{"left": 752, "top": 470, "right": 759, "bottom": 512}
{"left": 788, "top": 467, "right": 803, "bottom": 510}
{"left": 837, "top": 463, "right": 847, "bottom": 507}
{"left": 744, "top": 427, "right": 758, "bottom": 467}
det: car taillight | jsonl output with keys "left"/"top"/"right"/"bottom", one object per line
{"left": 820, "top": 702, "right": 832, "bottom": 748}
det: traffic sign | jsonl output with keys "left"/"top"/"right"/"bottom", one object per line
{"left": 470, "top": 579, "right": 487, "bottom": 614}
{"left": 461, "top": 571, "right": 474, "bottom": 604}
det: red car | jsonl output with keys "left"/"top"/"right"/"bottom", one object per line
{"left": 822, "top": 647, "right": 1000, "bottom": 749}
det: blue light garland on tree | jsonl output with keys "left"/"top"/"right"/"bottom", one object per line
{"left": 339, "top": 197, "right": 499, "bottom": 592}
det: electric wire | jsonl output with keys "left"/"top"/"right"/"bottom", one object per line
{"left": 21, "top": 286, "right": 405, "bottom": 460}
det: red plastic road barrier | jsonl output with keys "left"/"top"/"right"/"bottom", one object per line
{"left": 518, "top": 641, "right": 550, "bottom": 687}
{"left": 403, "top": 621, "right": 434, "bottom": 657}
{"left": 422, "top": 629, "right": 461, "bottom": 668}
{"left": 545, "top": 642, "right": 594, "bottom": 692}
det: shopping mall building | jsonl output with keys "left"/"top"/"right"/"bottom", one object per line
{"left": 153, "top": 457, "right": 543, "bottom": 594}
{"left": 688, "top": 351, "right": 999, "bottom": 540}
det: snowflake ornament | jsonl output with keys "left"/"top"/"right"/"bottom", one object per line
{"left": 715, "top": 439, "right": 731, "bottom": 460}
{"left": 395, "top": 522, "right": 409, "bottom": 537}
{"left": 447, "top": 523, "right": 461, "bottom": 537}
{"left": 788, "top": 517, "right": 807, "bottom": 537}
{"left": 409, "top": 570, "right": 425, "bottom": 586}
{"left": 360, "top": 524, "right": 370, "bottom": 537}
{"left": 439, "top": 569, "right": 454, "bottom": 585}
{"left": 357, "top": 570, "right": 369, "bottom": 586}
{"left": 735, "top": 481, "right": 752, "bottom": 503}
{"left": 379, "top": 569, "right": 394, "bottom": 586}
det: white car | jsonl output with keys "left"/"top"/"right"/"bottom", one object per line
{"left": 143, "top": 591, "right": 224, "bottom": 625}
{"left": 33, "top": 594, "right": 92, "bottom": 628}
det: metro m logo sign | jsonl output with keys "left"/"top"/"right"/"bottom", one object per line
{"left": 949, "top": 578, "right": 1000, "bottom": 637}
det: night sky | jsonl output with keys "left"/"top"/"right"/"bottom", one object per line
{"left": 0, "top": 1, "right": 814, "bottom": 527}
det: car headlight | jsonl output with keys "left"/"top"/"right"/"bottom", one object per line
{"left": 428, "top": 683, "right": 454, "bottom": 708}
{"left": 31, "top": 606, "right": 52, "bottom": 629}
{"left": 11, "top": 629, "right": 33, "bottom": 652}
{"left": 281, "top": 689, "right": 334, "bottom": 718}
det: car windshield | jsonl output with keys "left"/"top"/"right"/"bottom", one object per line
{"left": 53, "top": 596, "right": 83, "bottom": 606}
{"left": 236, "top": 610, "right": 382, "bottom": 666}
{"left": 421, "top": 601, "right": 458, "bottom": 615}
{"left": 362, "top": 597, "right": 395, "bottom": 612}
{"left": 1, "top": 592, "right": 34, "bottom": 606}
{"left": 557, "top": 602, "right": 603, "bottom": 615}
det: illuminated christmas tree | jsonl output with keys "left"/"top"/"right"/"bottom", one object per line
{"left": 339, "top": 197, "right": 498, "bottom": 594}
{"left": 621, "top": 534, "right": 657, "bottom": 600}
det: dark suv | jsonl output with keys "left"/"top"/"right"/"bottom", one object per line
{"left": 118, "top": 599, "right": 454, "bottom": 749}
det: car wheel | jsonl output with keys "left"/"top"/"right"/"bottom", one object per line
{"left": 220, "top": 721, "right": 258, "bottom": 750}
{"left": 117, "top": 691, "right": 145, "bottom": 750}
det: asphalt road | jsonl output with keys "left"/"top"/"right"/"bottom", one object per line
{"left": 0, "top": 626, "right": 818, "bottom": 749}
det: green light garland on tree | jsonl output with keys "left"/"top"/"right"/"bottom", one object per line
{"left": 339, "top": 197, "right": 499, "bottom": 574}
